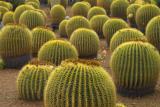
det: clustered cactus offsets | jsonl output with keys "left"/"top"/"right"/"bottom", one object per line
{"left": 2, "top": 11, "right": 14, "bottom": 25}
{"left": 59, "top": 19, "right": 69, "bottom": 38}
{"left": 44, "top": 59, "right": 117, "bottom": 107}
{"left": 111, "top": 42, "right": 160, "bottom": 97}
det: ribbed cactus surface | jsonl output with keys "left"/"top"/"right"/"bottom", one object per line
{"left": 0, "top": 1, "right": 13, "bottom": 10}
{"left": 0, "top": 6, "right": 9, "bottom": 20}
{"left": 2, "top": 11, "right": 14, "bottom": 25}
{"left": 26, "top": 1, "right": 40, "bottom": 9}
{"left": 59, "top": 19, "right": 69, "bottom": 38}
{"left": 50, "top": 0, "right": 68, "bottom": 8}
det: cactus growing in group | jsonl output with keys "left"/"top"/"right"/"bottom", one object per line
{"left": 0, "top": 1, "right": 13, "bottom": 10}
{"left": 26, "top": 2, "right": 40, "bottom": 9}
{"left": 32, "top": 27, "right": 56, "bottom": 56}
{"left": 90, "top": 15, "right": 109, "bottom": 38}
{"left": 50, "top": 0, "right": 68, "bottom": 8}
{"left": 83, "top": 0, "right": 96, "bottom": 6}
{"left": 44, "top": 59, "right": 117, "bottom": 107}
{"left": 146, "top": 15, "right": 160, "bottom": 52}
{"left": 110, "top": 28, "right": 147, "bottom": 52}
{"left": 111, "top": 41, "right": 160, "bottom": 97}
{"left": 66, "top": 16, "right": 91, "bottom": 37}
{"left": 136, "top": 4, "right": 160, "bottom": 32}
{"left": 70, "top": 28, "right": 100, "bottom": 58}
{"left": 59, "top": 19, "right": 69, "bottom": 38}
{"left": 103, "top": 18, "right": 128, "bottom": 47}
{"left": 87, "top": 6, "right": 106, "bottom": 19}
{"left": 2, "top": 11, "right": 14, "bottom": 25}
{"left": 38, "top": 40, "right": 78, "bottom": 65}
{"left": 25, "top": 0, "right": 40, "bottom": 5}
{"left": 0, "top": 24, "right": 32, "bottom": 68}
{"left": 0, "top": 6, "right": 9, "bottom": 20}
{"left": 110, "top": 0, "right": 130, "bottom": 20}
{"left": 19, "top": 10, "right": 45, "bottom": 29}
{"left": 17, "top": 64, "right": 54, "bottom": 100}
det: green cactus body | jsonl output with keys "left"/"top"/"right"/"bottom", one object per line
{"left": 110, "top": 0, "right": 129, "bottom": 20}
{"left": 110, "top": 28, "right": 147, "bottom": 52}
{"left": 83, "top": 0, "right": 97, "bottom": 6}
{"left": 32, "top": 27, "right": 56, "bottom": 56}
{"left": 70, "top": 28, "right": 100, "bottom": 58}
{"left": 59, "top": 19, "right": 69, "bottom": 38}
{"left": 146, "top": 15, "right": 160, "bottom": 52}
{"left": 25, "top": 0, "right": 40, "bottom": 5}
{"left": 19, "top": 10, "right": 45, "bottom": 29}
{"left": 0, "top": 1, "right": 13, "bottom": 10}
{"left": 66, "top": 16, "right": 91, "bottom": 37}
{"left": 87, "top": 6, "right": 106, "bottom": 19}
{"left": 111, "top": 41, "right": 160, "bottom": 97}
{"left": 0, "top": 6, "right": 9, "bottom": 20}
{"left": 2, "top": 11, "right": 14, "bottom": 25}
{"left": 90, "top": 15, "right": 109, "bottom": 38}
{"left": 50, "top": 0, "right": 68, "bottom": 8}
{"left": 135, "top": 4, "right": 160, "bottom": 32}
{"left": 103, "top": 18, "right": 128, "bottom": 47}
{"left": 26, "top": 2, "right": 40, "bottom": 9}
{"left": 44, "top": 59, "right": 116, "bottom": 107}
{"left": 17, "top": 64, "right": 53, "bottom": 100}
{"left": 38, "top": 40, "right": 78, "bottom": 65}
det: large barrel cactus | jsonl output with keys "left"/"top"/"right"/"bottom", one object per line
{"left": 0, "top": 24, "right": 32, "bottom": 68}
{"left": 44, "top": 59, "right": 117, "bottom": 107}
{"left": 59, "top": 19, "right": 69, "bottom": 38}
{"left": 83, "top": 0, "right": 96, "bottom": 6}
{"left": 110, "top": 28, "right": 147, "bottom": 52}
{"left": 0, "top": 6, "right": 9, "bottom": 21}
{"left": 136, "top": 4, "right": 160, "bottom": 32}
{"left": 146, "top": 15, "right": 160, "bottom": 52}
{"left": 2, "top": 11, "right": 14, "bottom": 25}
{"left": 111, "top": 41, "right": 160, "bottom": 97}
{"left": 17, "top": 64, "right": 54, "bottom": 100}
{"left": 70, "top": 28, "right": 100, "bottom": 58}
{"left": 66, "top": 16, "right": 90, "bottom": 37}
{"left": 103, "top": 18, "right": 128, "bottom": 47}
{"left": 90, "top": 15, "right": 109, "bottom": 38}
{"left": 38, "top": 40, "right": 78, "bottom": 65}
{"left": 32, "top": 27, "right": 56, "bottom": 56}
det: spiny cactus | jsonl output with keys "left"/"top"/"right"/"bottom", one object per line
{"left": 146, "top": 15, "right": 160, "bottom": 52}
{"left": 110, "top": 28, "right": 147, "bottom": 52}
{"left": 136, "top": 4, "right": 160, "bottom": 32}
{"left": 25, "top": 0, "right": 40, "bottom": 5}
{"left": 110, "top": 0, "right": 129, "bottom": 20}
{"left": 0, "top": 6, "right": 9, "bottom": 20}
{"left": 127, "top": 4, "right": 141, "bottom": 28}
{"left": 44, "top": 59, "right": 117, "bottom": 107}
{"left": 0, "top": 24, "right": 32, "bottom": 68}
{"left": 50, "top": 0, "right": 68, "bottom": 8}
{"left": 17, "top": 64, "right": 54, "bottom": 100}
{"left": 71, "top": 2, "right": 91, "bottom": 17}
{"left": 2, "top": 11, "right": 14, "bottom": 25}
{"left": 111, "top": 41, "right": 160, "bottom": 97}
{"left": 38, "top": 40, "right": 78, "bottom": 65}
{"left": 87, "top": 6, "right": 106, "bottom": 19}
{"left": 83, "top": 0, "right": 96, "bottom": 6}
{"left": 26, "top": 1, "right": 40, "bottom": 9}
{"left": 32, "top": 27, "right": 56, "bottom": 56}
{"left": 90, "top": 15, "right": 109, "bottom": 38}
{"left": 0, "top": 1, "right": 13, "bottom": 10}
{"left": 59, "top": 19, "right": 69, "bottom": 38}
{"left": 103, "top": 18, "right": 128, "bottom": 47}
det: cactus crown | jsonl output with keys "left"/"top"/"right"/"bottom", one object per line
{"left": 2, "top": 11, "right": 14, "bottom": 25}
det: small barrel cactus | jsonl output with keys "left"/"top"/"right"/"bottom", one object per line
{"left": 110, "top": 0, "right": 130, "bottom": 20}
{"left": 110, "top": 28, "right": 147, "bottom": 52}
{"left": 90, "top": 15, "right": 109, "bottom": 38}
{"left": 127, "top": 4, "right": 141, "bottom": 28}
{"left": 0, "top": 1, "right": 13, "bottom": 10}
{"left": 50, "top": 0, "right": 68, "bottom": 8}
{"left": 59, "top": 19, "right": 69, "bottom": 38}
{"left": 17, "top": 64, "right": 54, "bottom": 100}
{"left": 71, "top": 2, "right": 91, "bottom": 17}
{"left": 2, "top": 11, "right": 14, "bottom": 25}
{"left": 66, "top": 16, "right": 91, "bottom": 37}
{"left": 146, "top": 15, "right": 160, "bottom": 52}
{"left": 136, "top": 4, "right": 160, "bottom": 32}
{"left": 19, "top": 10, "right": 45, "bottom": 29}
{"left": 0, "top": 24, "right": 32, "bottom": 68}
{"left": 32, "top": 27, "right": 56, "bottom": 56}
{"left": 26, "top": 1, "right": 40, "bottom": 9}
{"left": 70, "top": 28, "right": 100, "bottom": 58}
{"left": 83, "top": 0, "right": 96, "bottom": 6}
{"left": 38, "top": 40, "right": 78, "bottom": 65}
{"left": 111, "top": 41, "right": 160, "bottom": 97}
{"left": 0, "top": 6, "right": 9, "bottom": 21}
{"left": 103, "top": 18, "right": 129, "bottom": 47}
{"left": 87, "top": 6, "right": 106, "bottom": 19}
{"left": 50, "top": 4, "right": 66, "bottom": 29}
{"left": 44, "top": 59, "right": 117, "bottom": 107}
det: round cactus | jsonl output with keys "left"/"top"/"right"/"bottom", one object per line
{"left": 110, "top": 0, "right": 129, "bottom": 20}
{"left": 66, "top": 16, "right": 91, "bottom": 37}
{"left": 90, "top": 15, "right": 109, "bottom": 38}
{"left": 59, "top": 19, "right": 69, "bottom": 38}
{"left": 0, "top": 24, "right": 32, "bottom": 68}
{"left": 0, "top": 1, "right": 13, "bottom": 10}
{"left": 26, "top": 1, "right": 40, "bottom": 9}
{"left": 25, "top": 0, "right": 40, "bottom": 5}
{"left": 2, "top": 11, "right": 14, "bottom": 25}
{"left": 71, "top": 2, "right": 91, "bottom": 17}
{"left": 19, "top": 10, "right": 45, "bottom": 29}
{"left": 70, "top": 28, "right": 100, "bottom": 58}
{"left": 17, "top": 64, "right": 54, "bottom": 100}
{"left": 38, "top": 40, "right": 78, "bottom": 65}
{"left": 136, "top": 4, "right": 160, "bottom": 32}
{"left": 50, "top": 4, "right": 66, "bottom": 29}
{"left": 127, "top": 4, "right": 141, "bottom": 27}
{"left": 111, "top": 41, "right": 160, "bottom": 97}
{"left": 44, "top": 59, "right": 117, "bottom": 107}
{"left": 103, "top": 18, "right": 129, "bottom": 47}
{"left": 146, "top": 15, "right": 160, "bottom": 52}
{"left": 110, "top": 28, "right": 147, "bottom": 52}
{"left": 0, "top": 6, "right": 9, "bottom": 20}
{"left": 83, "top": 0, "right": 96, "bottom": 6}
{"left": 50, "top": 0, "right": 68, "bottom": 8}
{"left": 87, "top": 6, "right": 106, "bottom": 19}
